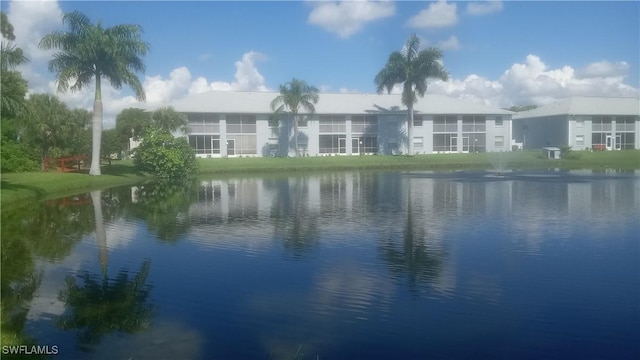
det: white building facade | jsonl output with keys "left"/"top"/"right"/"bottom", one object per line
{"left": 168, "top": 91, "right": 513, "bottom": 157}
{"left": 512, "top": 97, "right": 640, "bottom": 150}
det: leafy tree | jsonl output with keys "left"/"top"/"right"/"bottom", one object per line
{"left": 375, "top": 33, "right": 448, "bottom": 155}
{"left": 63, "top": 108, "right": 92, "bottom": 156}
{"left": 20, "top": 93, "right": 70, "bottom": 169}
{"left": 151, "top": 106, "right": 188, "bottom": 134}
{"left": 270, "top": 78, "right": 319, "bottom": 157}
{"left": 101, "top": 129, "right": 121, "bottom": 165}
{"left": 39, "top": 10, "right": 149, "bottom": 176}
{"left": 133, "top": 127, "right": 197, "bottom": 179}
{"left": 1, "top": 12, "right": 29, "bottom": 119}
{"left": 115, "top": 107, "right": 151, "bottom": 150}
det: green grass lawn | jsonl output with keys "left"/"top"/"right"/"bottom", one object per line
{"left": 1, "top": 150, "right": 638, "bottom": 208}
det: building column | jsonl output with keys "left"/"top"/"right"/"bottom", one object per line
{"left": 346, "top": 116, "right": 353, "bottom": 155}
{"left": 220, "top": 115, "right": 227, "bottom": 156}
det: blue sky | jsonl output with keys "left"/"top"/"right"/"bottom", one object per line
{"left": 4, "top": 0, "right": 639, "bottom": 126}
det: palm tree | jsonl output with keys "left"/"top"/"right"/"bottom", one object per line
{"left": 375, "top": 34, "right": 448, "bottom": 155}
{"left": 1, "top": 12, "right": 29, "bottom": 118}
{"left": 270, "top": 78, "right": 319, "bottom": 157}
{"left": 39, "top": 11, "right": 149, "bottom": 175}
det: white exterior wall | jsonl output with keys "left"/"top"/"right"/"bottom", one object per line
{"left": 636, "top": 116, "right": 640, "bottom": 149}
{"left": 568, "top": 115, "right": 591, "bottom": 150}
{"left": 255, "top": 114, "right": 272, "bottom": 157}
{"left": 305, "top": 117, "right": 320, "bottom": 156}
{"left": 188, "top": 112, "right": 515, "bottom": 157}
{"left": 486, "top": 115, "right": 512, "bottom": 152}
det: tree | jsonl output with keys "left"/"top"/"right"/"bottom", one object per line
{"left": 39, "top": 11, "right": 149, "bottom": 176}
{"left": 133, "top": 127, "right": 197, "bottom": 179}
{"left": 151, "top": 106, "right": 188, "bottom": 134}
{"left": 115, "top": 107, "right": 151, "bottom": 151}
{"left": 270, "top": 78, "right": 319, "bottom": 157}
{"left": 20, "top": 93, "right": 70, "bottom": 169}
{"left": 63, "top": 108, "right": 92, "bottom": 157}
{"left": 375, "top": 34, "right": 448, "bottom": 155}
{"left": 101, "top": 129, "right": 121, "bottom": 165}
{"left": 1, "top": 12, "right": 29, "bottom": 119}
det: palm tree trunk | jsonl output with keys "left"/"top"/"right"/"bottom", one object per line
{"left": 407, "top": 104, "right": 414, "bottom": 156}
{"left": 90, "top": 190, "right": 109, "bottom": 278}
{"left": 293, "top": 113, "right": 299, "bottom": 157}
{"left": 90, "top": 76, "right": 103, "bottom": 176}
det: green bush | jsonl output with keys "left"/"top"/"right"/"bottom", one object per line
{"left": 1, "top": 140, "right": 39, "bottom": 172}
{"left": 132, "top": 128, "right": 197, "bottom": 179}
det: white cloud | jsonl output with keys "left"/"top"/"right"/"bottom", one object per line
{"left": 144, "top": 67, "right": 193, "bottom": 105}
{"left": 308, "top": 0, "right": 395, "bottom": 38}
{"left": 187, "top": 51, "right": 270, "bottom": 94}
{"left": 7, "top": 0, "right": 63, "bottom": 62}
{"left": 467, "top": 1, "right": 503, "bottom": 16}
{"left": 428, "top": 54, "right": 639, "bottom": 107}
{"left": 576, "top": 60, "right": 630, "bottom": 79}
{"left": 438, "top": 35, "right": 461, "bottom": 50}
{"left": 408, "top": 0, "right": 458, "bottom": 28}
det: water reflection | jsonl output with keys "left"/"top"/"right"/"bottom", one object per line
{"left": 56, "top": 260, "right": 154, "bottom": 350}
{"left": 379, "top": 180, "right": 447, "bottom": 293}
{"left": 1, "top": 169, "right": 638, "bottom": 359}
{"left": 268, "top": 177, "right": 320, "bottom": 257}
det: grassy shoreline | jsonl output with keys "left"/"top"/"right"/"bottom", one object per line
{"left": 2, "top": 151, "right": 639, "bottom": 209}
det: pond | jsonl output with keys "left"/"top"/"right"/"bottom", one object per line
{"left": 2, "top": 170, "right": 639, "bottom": 359}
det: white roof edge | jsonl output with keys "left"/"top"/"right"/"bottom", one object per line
{"left": 167, "top": 91, "right": 514, "bottom": 115}
{"left": 513, "top": 96, "right": 640, "bottom": 119}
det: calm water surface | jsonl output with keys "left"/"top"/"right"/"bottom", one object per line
{"left": 2, "top": 170, "right": 639, "bottom": 359}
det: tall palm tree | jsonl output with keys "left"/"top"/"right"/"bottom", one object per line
{"left": 270, "top": 78, "right": 319, "bottom": 157}
{"left": 1, "top": 12, "right": 29, "bottom": 118}
{"left": 375, "top": 34, "right": 448, "bottom": 155}
{"left": 39, "top": 11, "right": 149, "bottom": 175}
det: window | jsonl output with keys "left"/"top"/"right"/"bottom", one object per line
{"left": 319, "top": 135, "right": 343, "bottom": 154}
{"left": 187, "top": 113, "right": 220, "bottom": 133}
{"left": 188, "top": 135, "right": 220, "bottom": 155}
{"left": 413, "top": 136, "right": 423, "bottom": 149}
{"left": 226, "top": 115, "right": 256, "bottom": 133}
{"left": 351, "top": 115, "right": 377, "bottom": 134}
{"left": 494, "top": 136, "right": 504, "bottom": 148}
{"left": 433, "top": 115, "right": 458, "bottom": 132}
{"left": 319, "top": 115, "right": 346, "bottom": 133}
{"left": 433, "top": 134, "right": 457, "bottom": 152}
{"left": 592, "top": 116, "right": 612, "bottom": 131}
{"left": 575, "top": 135, "right": 584, "bottom": 146}
{"left": 298, "top": 116, "right": 308, "bottom": 128}
{"left": 413, "top": 116, "right": 423, "bottom": 127}
{"left": 495, "top": 116, "right": 503, "bottom": 127}
{"left": 618, "top": 132, "right": 636, "bottom": 150}
{"left": 576, "top": 120, "right": 584, "bottom": 128}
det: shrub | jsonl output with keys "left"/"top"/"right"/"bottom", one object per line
{"left": 133, "top": 128, "right": 198, "bottom": 179}
{"left": 0, "top": 140, "right": 39, "bottom": 172}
